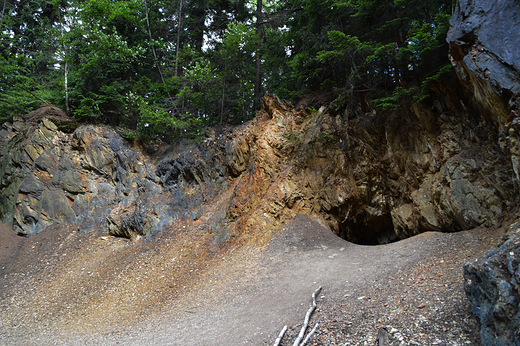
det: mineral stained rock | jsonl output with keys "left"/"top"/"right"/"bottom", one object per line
{"left": 0, "top": 1, "right": 518, "bottom": 253}
{"left": 1, "top": 80, "right": 518, "bottom": 246}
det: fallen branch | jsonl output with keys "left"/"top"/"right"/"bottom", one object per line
{"left": 272, "top": 325, "right": 288, "bottom": 346}
{"left": 300, "top": 317, "right": 321, "bottom": 346}
{"left": 292, "top": 286, "right": 322, "bottom": 346}
{"left": 377, "top": 327, "right": 390, "bottom": 346}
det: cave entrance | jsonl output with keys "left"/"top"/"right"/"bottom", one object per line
{"left": 335, "top": 210, "right": 398, "bottom": 245}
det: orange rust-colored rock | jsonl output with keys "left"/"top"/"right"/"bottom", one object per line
{"left": 1, "top": 71, "right": 519, "bottom": 246}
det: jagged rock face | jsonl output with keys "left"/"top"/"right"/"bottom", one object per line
{"left": 0, "top": 109, "right": 161, "bottom": 237}
{"left": 284, "top": 77, "right": 516, "bottom": 244}
{"left": 448, "top": 0, "right": 520, "bottom": 96}
{"left": 1, "top": 80, "right": 518, "bottom": 246}
{"left": 464, "top": 224, "right": 520, "bottom": 346}
{"left": 146, "top": 82, "right": 515, "bottom": 246}
{"left": 447, "top": 0, "right": 520, "bottom": 181}
{"left": 448, "top": 0, "right": 520, "bottom": 344}
{"left": 0, "top": 1, "right": 518, "bottom": 250}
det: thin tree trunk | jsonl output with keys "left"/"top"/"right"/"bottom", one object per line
{"left": 64, "top": 60, "right": 69, "bottom": 113}
{"left": 144, "top": 1, "right": 172, "bottom": 104}
{"left": 0, "top": 0, "right": 7, "bottom": 31}
{"left": 221, "top": 61, "right": 227, "bottom": 123}
{"left": 57, "top": 3, "right": 69, "bottom": 114}
{"left": 254, "top": 0, "right": 262, "bottom": 111}
{"left": 175, "top": 0, "right": 184, "bottom": 77}
{"left": 15, "top": 85, "right": 50, "bottom": 105}
{"left": 144, "top": 2, "right": 166, "bottom": 86}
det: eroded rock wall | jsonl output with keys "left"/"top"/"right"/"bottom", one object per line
{"left": 448, "top": 0, "right": 520, "bottom": 344}
{"left": 1, "top": 77, "right": 518, "bottom": 247}
{"left": 0, "top": 2, "right": 518, "bottom": 252}
{"left": 0, "top": 110, "right": 161, "bottom": 237}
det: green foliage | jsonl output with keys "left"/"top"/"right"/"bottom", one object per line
{"left": 414, "top": 63, "right": 454, "bottom": 103}
{"left": 125, "top": 92, "right": 205, "bottom": 142}
{"left": 219, "top": 21, "right": 257, "bottom": 122}
{"left": 371, "top": 86, "right": 419, "bottom": 110}
{"left": 371, "top": 64, "right": 453, "bottom": 110}
{"left": 280, "top": 106, "right": 337, "bottom": 157}
{"left": 0, "top": 0, "right": 63, "bottom": 121}
{"left": 1, "top": 0, "right": 455, "bottom": 134}
{"left": 66, "top": 2, "right": 148, "bottom": 124}
{"left": 286, "top": 0, "right": 452, "bottom": 94}
{"left": 281, "top": 131, "right": 304, "bottom": 151}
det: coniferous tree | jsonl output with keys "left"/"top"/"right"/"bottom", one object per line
{"left": 1, "top": 0, "right": 455, "bottom": 134}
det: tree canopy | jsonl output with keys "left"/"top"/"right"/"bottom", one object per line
{"left": 0, "top": 0, "right": 454, "bottom": 140}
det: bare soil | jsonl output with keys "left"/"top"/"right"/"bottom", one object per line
{"left": 0, "top": 214, "right": 504, "bottom": 345}
{"left": 23, "top": 106, "right": 70, "bottom": 124}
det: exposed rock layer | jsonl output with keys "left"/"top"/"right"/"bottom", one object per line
{"left": 0, "top": 1, "right": 520, "bottom": 342}
{"left": 464, "top": 225, "right": 520, "bottom": 346}
{"left": 1, "top": 78, "right": 518, "bottom": 246}
{"left": 448, "top": 0, "right": 520, "bottom": 344}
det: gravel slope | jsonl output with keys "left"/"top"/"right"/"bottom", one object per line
{"left": 0, "top": 214, "right": 502, "bottom": 345}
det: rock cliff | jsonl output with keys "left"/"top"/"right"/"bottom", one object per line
{"left": 448, "top": 0, "right": 520, "bottom": 344}
{"left": 0, "top": 0, "right": 520, "bottom": 343}
{"left": 1, "top": 76, "right": 518, "bottom": 246}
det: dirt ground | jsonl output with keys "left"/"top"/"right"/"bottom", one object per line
{"left": 0, "top": 214, "right": 505, "bottom": 345}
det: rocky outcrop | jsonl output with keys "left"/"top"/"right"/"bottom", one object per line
{"left": 1, "top": 79, "right": 518, "bottom": 246}
{"left": 0, "top": 2, "right": 518, "bottom": 342}
{"left": 447, "top": 0, "right": 520, "bottom": 180}
{"left": 448, "top": 0, "right": 520, "bottom": 344}
{"left": 0, "top": 108, "right": 161, "bottom": 237}
{"left": 464, "top": 225, "right": 520, "bottom": 346}
{"left": 0, "top": 3, "right": 518, "bottom": 252}
{"left": 448, "top": 0, "right": 520, "bottom": 97}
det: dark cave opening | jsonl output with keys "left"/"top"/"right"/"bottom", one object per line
{"left": 334, "top": 209, "right": 399, "bottom": 246}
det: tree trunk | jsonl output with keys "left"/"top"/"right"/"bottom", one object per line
{"left": 145, "top": 1, "right": 166, "bottom": 86}
{"left": 254, "top": 0, "right": 262, "bottom": 111}
{"left": 175, "top": 0, "right": 184, "bottom": 77}
{"left": 0, "top": 0, "right": 7, "bottom": 30}
{"left": 57, "top": 3, "right": 69, "bottom": 114}
{"left": 221, "top": 60, "right": 227, "bottom": 123}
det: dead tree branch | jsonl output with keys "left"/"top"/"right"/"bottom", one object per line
{"left": 292, "top": 286, "right": 322, "bottom": 346}
{"left": 300, "top": 317, "right": 321, "bottom": 346}
{"left": 272, "top": 325, "right": 288, "bottom": 346}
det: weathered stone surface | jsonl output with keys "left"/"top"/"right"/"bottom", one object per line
{"left": 1, "top": 80, "right": 518, "bottom": 245}
{"left": 107, "top": 204, "right": 159, "bottom": 240}
{"left": 448, "top": 1, "right": 520, "bottom": 344}
{"left": 464, "top": 224, "right": 520, "bottom": 346}
{"left": 448, "top": 0, "right": 520, "bottom": 95}
{"left": 0, "top": 109, "right": 162, "bottom": 236}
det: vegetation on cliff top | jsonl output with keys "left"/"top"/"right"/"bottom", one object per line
{"left": 1, "top": 0, "right": 453, "bottom": 140}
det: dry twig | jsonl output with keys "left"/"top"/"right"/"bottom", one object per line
{"left": 292, "top": 286, "right": 322, "bottom": 346}
{"left": 272, "top": 325, "right": 288, "bottom": 346}
{"left": 300, "top": 317, "right": 321, "bottom": 346}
